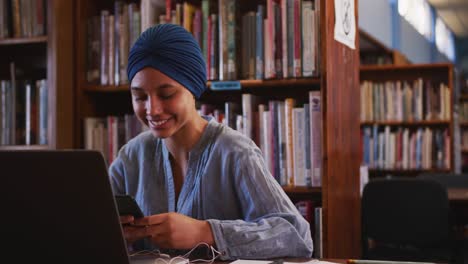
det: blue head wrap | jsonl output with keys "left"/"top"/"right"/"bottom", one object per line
{"left": 127, "top": 24, "right": 207, "bottom": 98}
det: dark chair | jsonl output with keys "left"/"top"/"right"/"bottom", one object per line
{"left": 361, "top": 178, "right": 456, "bottom": 263}
{"left": 417, "top": 173, "right": 468, "bottom": 264}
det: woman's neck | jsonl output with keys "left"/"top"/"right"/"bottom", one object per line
{"left": 164, "top": 114, "right": 208, "bottom": 162}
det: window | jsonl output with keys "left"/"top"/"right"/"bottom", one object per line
{"left": 398, "top": 0, "right": 433, "bottom": 41}
{"left": 435, "top": 17, "right": 455, "bottom": 61}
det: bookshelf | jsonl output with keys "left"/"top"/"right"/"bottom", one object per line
{"left": 458, "top": 73, "right": 468, "bottom": 172}
{"left": 0, "top": 0, "right": 74, "bottom": 150}
{"left": 74, "top": 0, "right": 360, "bottom": 258}
{"left": 360, "top": 63, "right": 454, "bottom": 177}
{"left": 359, "top": 29, "right": 410, "bottom": 66}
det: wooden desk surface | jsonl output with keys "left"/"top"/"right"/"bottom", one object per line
{"left": 448, "top": 188, "right": 468, "bottom": 203}
{"left": 215, "top": 259, "right": 346, "bottom": 264}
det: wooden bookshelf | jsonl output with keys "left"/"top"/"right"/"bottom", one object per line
{"left": 0, "top": 36, "right": 48, "bottom": 45}
{"left": 0, "top": 144, "right": 49, "bottom": 150}
{"left": 74, "top": 0, "right": 360, "bottom": 258}
{"left": 82, "top": 77, "right": 321, "bottom": 93}
{"left": 359, "top": 29, "right": 410, "bottom": 66}
{"left": 282, "top": 186, "right": 321, "bottom": 194}
{"left": 0, "top": 0, "right": 74, "bottom": 149}
{"left": 360, "top": 63, "right": 454, "bottom": 176}
{"left": 369, "top": 168, "right": 452, "bottom": 176}
{"left": 459, "top": 87, "right": 468, "bottom": 172}
{"left": 361, "top": 63, "right": 456, "bottom": 72}
{"left": 361, "top": 121, "right": 450, "bottom": 126}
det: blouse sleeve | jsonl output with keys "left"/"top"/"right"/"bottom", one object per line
{"left": 207, "top": 147, "right": 314, "bottom": 260}
{"left": 108, "top": 149, "right": 128, "bottom": 196}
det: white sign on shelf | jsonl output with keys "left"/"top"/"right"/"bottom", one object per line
{"left": 334, "top": 0, "right": 356, "bottom": 49}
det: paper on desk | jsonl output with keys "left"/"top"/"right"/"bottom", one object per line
{"left": 230, "top": 259, "right": 341, "bottom": 264}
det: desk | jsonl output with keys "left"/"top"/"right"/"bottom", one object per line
{"left": 448, "top": 188, "right": 468, "bottom": 203}
{"left": 214, "top": 259, "right": 347, "bottom": 264}
{"left": 447, "top": 188, "right": 468, "bottom": 240}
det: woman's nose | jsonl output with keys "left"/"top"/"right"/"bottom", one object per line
{"left": 146, "top": 96, "right": 163, "bottom": 116}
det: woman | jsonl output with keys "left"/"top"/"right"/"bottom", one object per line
{"left": 109, "top": 23, "right": 313, "bottom": 260}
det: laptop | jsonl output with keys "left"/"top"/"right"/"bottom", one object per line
{"left": 0, "top": 150, "right": 167, "bottom": 264}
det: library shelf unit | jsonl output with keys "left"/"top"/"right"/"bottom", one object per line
{"left": 0, "top": 36, "right": 48, "bottom": 45}
{"left": 368, "top": 168, "right": 452, "bottom": 177}
{"left": 360, "top": 63, "right": 454, "bottom": 177}
{"left": 74, "top": 0, "right": 360, "bottom": 258}
{"left": 458, "top": 75, "right": 468, "bottom": 172}
{"left": 0, "top": 0, "right": 74, "bottom": 150}
{"left": 360, "top": 121, "right": 451, "bottom": 126}
{"left": 359, "top": 29, "right": 410, "bottom": 66}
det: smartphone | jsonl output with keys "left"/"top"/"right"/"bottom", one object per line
{"left": 115, "top": 195, "right": 144, "bottom": 219}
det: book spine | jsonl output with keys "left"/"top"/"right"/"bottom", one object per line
{"left": 273, "top": 1, "right": 282, "bottom": 78}
{"left": 37, "top": 79, "right": 47, "bottom": 145}
{"left": 277, "top": 101, "right": 287, "bottom": 185}
{"left": 0, "top": 81, "right": 8, "bottom": 145}
{"left": 114, "top": 2, "right": 122, "bottom": 85}
{"left": 286, "top": 0, "right": 294, "bottom": 77}
{"left": 263, "top": 110, "right": 272, "bottom": 172}
{"left": 303, "top": 103, "right": 311, "bottom": 186}
{"left": 218, "top": 0, "right": 226, "bottom": 80}
{"left": 255, "top": 5, "right": 264, "bottom": 80}
{"left": 281, "top": 0, "right": 288, "bottom": 78}
{"left": 12, "top": 0, "right": 21, "bottom": 37}
{"left": 120, "top": 4, "right": 129, "bottom": 84}
{"left": 302, "top": 2, "right": 313, "bottom": 77}
{"left": 269, "top": 100, "right": 279, "bottom": 183}
{"left": 258, "top": 104, "right": 266, "bottom": 158}
{"left": 100, "top": 10, "right": 109, "bottom": 85}
{"left": 226, "top": 0, "right": 237, "bottom": 80}
{"left": 285, "top": 98, "right": 295, "bottom": 186}
{"left": 166, "top": 0, "right": 172, "bottom": 22}
{"left": 202, "top": 0, "right": 209, "bottom": 64}
{"left": 292, "top": 0, "right": 302, "bottom": 77}
{"left": 108, "top": 15, "right": 115, "bottom": 86}
{"left": 293, "top": 107, "right": 305, "bottom": 186}
{"left": 309, "top": 91, "right": 322, "bottom": 187}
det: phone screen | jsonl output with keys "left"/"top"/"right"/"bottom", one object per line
{"left": 115, "top": 195, "right": 144, "bottom": 218}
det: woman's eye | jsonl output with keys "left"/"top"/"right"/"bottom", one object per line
{"left": 133, "top": 95, "right": 147, "bottom": 102}
{"left": 160, "top": 93, "right": 174, "bottom": 99}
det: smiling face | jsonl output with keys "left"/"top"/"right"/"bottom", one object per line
{"left": 130, "top": 67, "right": 198, "bottom": 139}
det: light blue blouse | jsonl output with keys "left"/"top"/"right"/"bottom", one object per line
{"left": 109, "top": 116, "right": 313, "bottom": 260}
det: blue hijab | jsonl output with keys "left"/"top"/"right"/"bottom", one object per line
{"left": 127, "top": 24, "right": 207, "bottom": 98}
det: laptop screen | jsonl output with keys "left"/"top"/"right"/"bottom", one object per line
{"left": 0, "top": 150, "right": 130, "bottom": 264}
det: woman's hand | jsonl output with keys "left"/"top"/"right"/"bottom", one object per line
{"left": 119, "top": 215, "right": 147, "bottom": 245}
{"left": 133, "top": 212, "right": 215, "bottom": 249}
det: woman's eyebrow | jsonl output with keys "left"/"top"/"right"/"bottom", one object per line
{"left": 157, "top": 83, "right": 176, "bottom": 89}
{"left": 130, "top": 83, "right": 175, "bottom": 91}
{"left": 130, "top": 86, "right": 143, "bottom": 91}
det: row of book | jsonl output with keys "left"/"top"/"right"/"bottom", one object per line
{"left": 0, "top": 0, "right": 46, "bottom": 39}
{"left": 199, "top": 91, "right": 322, "bottom": 187}
{"left": 84, "top": 115, "right": 147, "bottom": 166}
{"left": 461, "top": 130, "right": 468, "bottom": 150}
{"left": 86, "top": 0, "right": 320, "bottom": 86}
{"left": 458, "top": 101, "right": 468, "bottom": 122}
{"left": 361, "top": 125, "right": 451, "bottom": 170}
{"left": 360, "top": 79, "right": 451, "bottom": 122}
{"left": 294, "top": 200, "right": 322, "bottom": 258}
{"left": 360, "top": 53, "right": 393, "bottom": 66}
{"left": 0, "top": 78, "right": 48, "bottom": 146}
{"left": 84, "top": 91, "right": 322, "bottom": 187}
